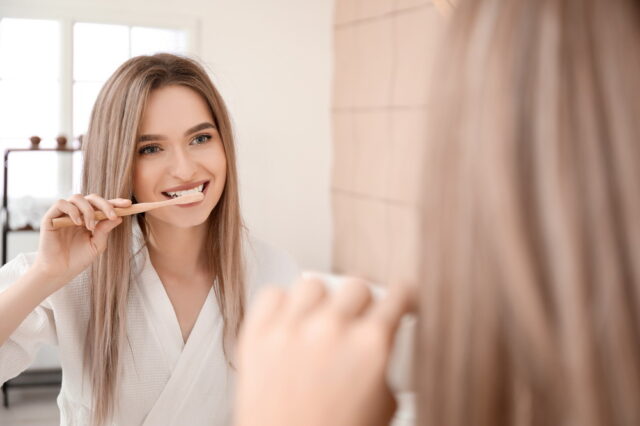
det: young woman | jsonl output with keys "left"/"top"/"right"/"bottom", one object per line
{"left": 0, "top": 54, "right": 298, "bottom": 425}
{"left": 234, "top": 0, "right": 640, "bottom": 425}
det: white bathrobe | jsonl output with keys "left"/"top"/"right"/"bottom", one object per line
{"left": 0, "top": 223, "right": 299, "bottom": 426}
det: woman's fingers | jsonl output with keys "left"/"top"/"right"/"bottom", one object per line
{"left": 53, "top": 195, "right": 132, "bottom": 231}
{"left": 245, "top": 277, "right": 415, "bottom": 347}
{"left": 283, "top": 277, "right": 327, "bottom": 324}
{"left": 67, "top": 194, "right": 98, "bottom": 231}
{"left": 365, "top": 282, "right": 416, "bottom": 345}
{"left": 245, "top": 286, "right": 288, "bottom": 335}
{"left": 282, "top": 276, "right": 373, "bottom": 324}
{"left": 109, "top": 198, "right": 133, "bottom": 207}
{"left": 328, "top": 278, "right": 373, "bottom": 319}
{"left": 42, "top": 199, "right": 83, "bottom": 230}
{"left": 237, "top": 276, "right": 408, "bottom": 426}
{"left": 85, "top": 194, "right": 119, "bottom": 220}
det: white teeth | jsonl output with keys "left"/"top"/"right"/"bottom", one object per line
{"left": 165, "top": 183, "right": 204, "bottom": 198}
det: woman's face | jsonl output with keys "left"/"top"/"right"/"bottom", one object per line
{"left": 133, "top": 84, "right": 227, "bottom": 229}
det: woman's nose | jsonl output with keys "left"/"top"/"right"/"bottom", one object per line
{"left": 169, "top": 149, "right": 198, "bottom": 180}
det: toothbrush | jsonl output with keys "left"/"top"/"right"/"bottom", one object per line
{"left": 51, "top": 192, "right": 205, "bottom": 230}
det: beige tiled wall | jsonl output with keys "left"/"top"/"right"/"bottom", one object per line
{"left": 331, "top": 0, "right": 445, "bottom": 284}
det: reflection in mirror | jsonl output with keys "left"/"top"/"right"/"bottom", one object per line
{"left": 0, "top": 1, "right": 334, "bottom": 425}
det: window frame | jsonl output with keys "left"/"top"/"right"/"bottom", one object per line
{"left": 0, "top": 3, "right": 201, "bottom": 138}
{"left": 0, "top": 4, "right": 201, "bottom": 194}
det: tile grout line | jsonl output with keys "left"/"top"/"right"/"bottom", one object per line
{"left": 384, "top": 0, "right": 402, "bottom": 283}
{"left": 334, "top": 2, "right": 434, "bottom": 29}
{"left": 347, "top": 4, "right": 360, "bottom": 274}
{"left": 332, "top": 105, "right": 430, "bottom": 112}
{"left": 331, "top": 187, "right": 421, "bottom": 209}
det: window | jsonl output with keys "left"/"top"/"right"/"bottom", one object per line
{"left": 0, "top": 16, "right": 189, "bottom": 199}
{"left": 0, "top": 18, "right": 63, "bottom": 199}
{"left": 73, "top": 22, "right": 187, "bottom": 136}
{"left": 0, "top": 18, "right": 61, "bottom": 141}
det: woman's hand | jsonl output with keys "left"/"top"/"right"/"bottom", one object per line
{"left": 30, "top": 194, "right": 132, "bottom": 290}
{"left": 234, "top": 277, "right": 414, "bottom": 426}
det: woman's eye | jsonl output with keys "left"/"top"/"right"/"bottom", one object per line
{"left": 138, "top": 145, "right": 161, "bottom": 155}
{"left": 191, "top": 134, "right": 212, "bottom": 145}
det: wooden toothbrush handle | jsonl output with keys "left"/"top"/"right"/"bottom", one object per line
{"left": 51, "top": 204, "right": 151, "bottom": 229}
{"left": 49, "top": 193, "right": 201, "bottom": 230}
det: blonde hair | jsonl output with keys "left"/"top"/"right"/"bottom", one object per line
{"left": 419, "top": 0, "right": 640, "bottom": 425}
{"left": 81, "top": 54, "right": 245, "bottom": 425}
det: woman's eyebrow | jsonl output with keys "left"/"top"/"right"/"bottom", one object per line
{"left": 184, "top": 121, "right": 216, "bottom": 136}
{"left": 137, "top": 122, "right": 216, "bottom": 143}
{"left": 137, "top": 134, "right": 164, "bottom": 143}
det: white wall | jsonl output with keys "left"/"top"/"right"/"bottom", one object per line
{"left": 0, "top": 0, "right": 334, "bottom": 271}
{"left": 198, "top": 1, "right": 333, "bottom": 272}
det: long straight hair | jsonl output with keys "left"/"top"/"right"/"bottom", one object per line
{"left": 81, "top": 54, "right": 245, "bottom": 425}
{"left": 419, "top": 0, "right": 640, "bottom": 425}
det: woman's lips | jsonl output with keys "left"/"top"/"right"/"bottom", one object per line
{"left": 160, "top": 181, "right": 209, "bottom": 207}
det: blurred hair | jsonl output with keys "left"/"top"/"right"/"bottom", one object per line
{"left": 418, "top": 0, "right": 640, "bottom": 424}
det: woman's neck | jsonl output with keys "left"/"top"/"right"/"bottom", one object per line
{"left": 144, "top": 218, "right": 209, "bottom": 280}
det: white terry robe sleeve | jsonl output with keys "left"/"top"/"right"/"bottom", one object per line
{"left": 0, "top": 253, "right": 58, "bottom": 384}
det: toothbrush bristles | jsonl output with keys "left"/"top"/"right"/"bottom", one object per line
{"left": 175, "top": 192, "right": 205, "bottom": 204}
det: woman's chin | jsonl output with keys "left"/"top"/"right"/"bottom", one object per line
{"left": 145, "top": 210, "right": 213, "bottom": 230}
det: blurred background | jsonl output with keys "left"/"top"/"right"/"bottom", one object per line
{"left": 0, "top": 0, "right": 449, "bottom": 424}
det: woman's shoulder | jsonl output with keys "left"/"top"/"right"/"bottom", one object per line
{"left": 243, "top": 234, "right": 300, "bottom": 298}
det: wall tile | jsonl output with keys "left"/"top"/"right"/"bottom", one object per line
{"left": 383, "top": 108, "right": 428, "bottom": 204}
{"left": 331, "top": 111, "right": 357, "bottom": 191}
{"left": 352, "top": 110, "right": 392, "bottom": 199}
{"left": 333, "top": 26, "right": 358, "bottom": 108}
{"left": 392, "top": 5, "right": 444, "bottom": 106}
{"left": 352, "top": 197, "right": 388, "bottom": 282}
{"left": 353, "top": 18, "right": 394, "bottom": 107}
{"left": 357, "top": 0, "right": 396, "bottom": 20}
{"left": 332, "top": 191, "right": 357, "bottom": 274}
{"left": 335, "top": 0, "right": 360, "bottom": 25}
{"left": 332, "top": 0, "right": 445, "bottom": 279}
{"left": 386, "top": 203, "right": 422, "bottom": 284}
{"left": 395, "top": 0, "right": 431, "bottom": 10}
